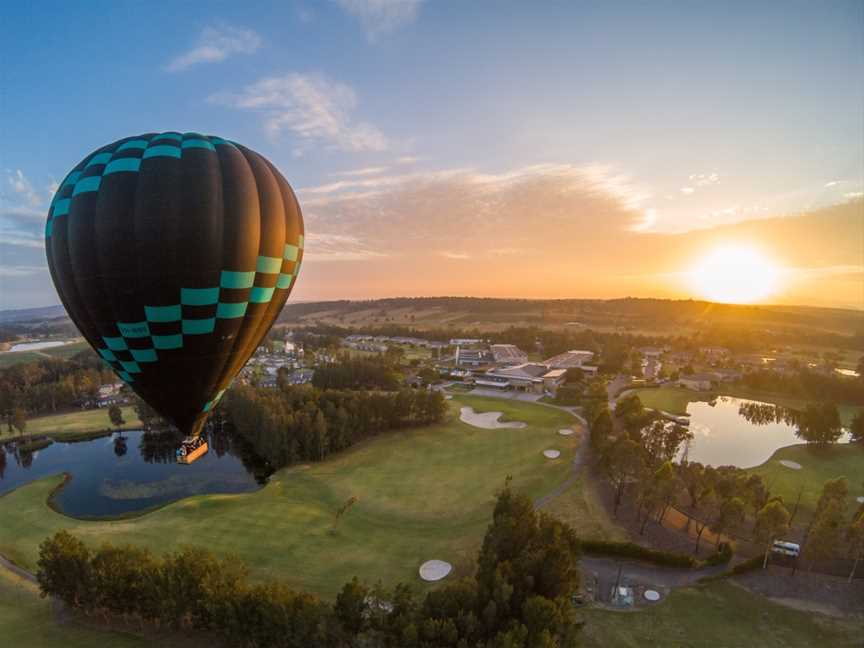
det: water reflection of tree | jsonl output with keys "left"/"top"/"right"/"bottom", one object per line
{"left": 0, "top": 447, "right": 5, "bottom": 479}
{"left": 136, "top": 424, "right": 272, "bottom": 484}
{"left": 138, "top": 429, "right": 185, "bottom": 464}
{"left": 738, "top": 402, "right": 800, "bottom": 427}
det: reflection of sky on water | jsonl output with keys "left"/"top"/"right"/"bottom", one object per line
{"left": 680, "top": 396, "right": 850, "bottom": 469}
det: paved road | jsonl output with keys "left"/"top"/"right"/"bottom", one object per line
{"left": 0, "top": 552, "right": 36, "bottom": 584}
{"left": 579, "top": 556, "right": 728, "bottom": 604}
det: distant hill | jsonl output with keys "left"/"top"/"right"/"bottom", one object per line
{"left": 277, "top": 296, "right": 864, "bottom": 340}
{"left": 0, "top": 305, "right": 66, "bottom": 323}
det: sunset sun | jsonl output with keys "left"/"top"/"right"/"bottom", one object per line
{"left": 688, "top": 245, "right": 780, "bottom": 304}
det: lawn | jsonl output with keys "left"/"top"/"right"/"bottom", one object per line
{"left": 0, "top": 568, "right": 152, "bottom": 648}
{"left": 633, "top": 386, "right": 863, "bottom": 426}
{"left": 0, "top": 395, "right": 579, "bottom": 599}
{"left": 1, "top": 407, "right": 142, "bottom": 441}
{"left": 540, "top": 473, "right": 627, "bottom": 542}
{"left": 0, "top": 340, "right": 88, "bottom": 368}
{"left": 579, "top": 581, "right": 861, "bottom": 647}
{"left": 746, "top": 443, "right": 864, "bottom": 521}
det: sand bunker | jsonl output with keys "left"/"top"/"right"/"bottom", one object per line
{"left": 459, "top": 406, "right": 527, "bottom": 429}
{"left": 543, "top": 449, "right": 561, "bottom": 459}
{"left": 779, "top": 460, "right": 802, "bottom": 470}
{"left": 444, "top": 395, "right": 453, "bottom": 400}
{"left": 558, "top": 428, "right": 575, "bottom": 436}
{"left": 644, "top": 590, "right": 661, "bottom": 602}
{"left": 419, "top": 560, "right": 452, "bottom": 582}
{"left": 857, "top": 496, "right": 864, "bottom": 504}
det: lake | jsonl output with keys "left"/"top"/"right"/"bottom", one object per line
{"left": 0, "top": 428, "right": 270, "bottom": 518}
{"left": 680, "top": 396, "right": 851, "bottom": 468}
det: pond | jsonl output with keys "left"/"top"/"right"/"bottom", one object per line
{"left": 680, "top": 396, "right": 851, "bottom": 468}
{"left": 0, "top": 427, "right": 271, "bottom": 518}
{"left": 7, "top": 340, "right": 71, "bottom": 352}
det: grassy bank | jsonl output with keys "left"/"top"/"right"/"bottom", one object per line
{"left": 579, "top": 581, "right": 861, "bottom": 647}
{"left": 1, "top": 407, "right": 142, "bottom": 441}
{"left": 0, "top": 568, "right": 151, "bottom": 648}
{"left": 746, "top": 444, "right": 864, "bottom": 520}
{"left": 0, "top": 396, "right": 580, "bottom": 599}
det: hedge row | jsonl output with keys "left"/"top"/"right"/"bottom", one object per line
{"left": 579, "top": 540, "right": 697, "bottom": 568}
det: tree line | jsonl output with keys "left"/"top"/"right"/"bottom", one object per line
{"left": 222, "top": 384, "right": 447, "bottom": 469}
{"left": 37, "top": 484, "right": 582, "bottom": 647}
{"left": 0, "top": 351, "right": 115, "bottom": 430}
{"left": 583, "top": 387, "right": 864, "bottom": 576}
{"left": 310, "top": 355, "right": 402, "bottom": 391}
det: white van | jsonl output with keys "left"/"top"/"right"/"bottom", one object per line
{"left": 771, "top": 540, "right": 800, "bottom": 557}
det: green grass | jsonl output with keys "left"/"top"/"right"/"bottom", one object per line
{"left": 579, "top": 581, "right": 861, "bottom": 647}
{"left": 0, "top": 396, "right": 579, "bottom": 599}
{"left": 541, "top": 473, "right": 627, "bottom": 542}
{"left": 0, "top": 569, "right": 152, "bottom": 648}
{"left": 633, "top": 386, "right": 863, "bottom": 426}
{"left": 746, "top": 443, "right": 864, "bottom": 521}
{"left": 1, "top": 407, "right": 142, "bottom": 441}
{"left": 41, "top": 340, "right": 89, "bottom": 360}
{"left": 0, "top": 351, "right": 44, "bottom": 368}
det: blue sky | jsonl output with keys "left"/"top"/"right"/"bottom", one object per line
{"left": 2, "top": 1, "right": 862, "bottom": 308}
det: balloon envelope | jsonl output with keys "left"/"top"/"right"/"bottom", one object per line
{"left": 45, "top": 132, "right": 304, "bottom": 437}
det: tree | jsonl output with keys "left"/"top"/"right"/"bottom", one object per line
{"left": 11, "top": 407, "right": 26, "bottom": 436}
{"left": 605, "top": 438, "right": 644, "bottom": 516}
{"left": 754, "top": 500, "right": 790, "bottom": 568}
{"left": 108, "top": 404, "right": 124, "bottom": 428}
{"left": 795, "top": 402, "right": 843, "bottom": 446}
{"left": 589, "top": 408, "right": 613, "bottom": 452}
{"left": 334, "top": 577, "right": 369, "bottom": 634}
{"left": 803, "top": 499, "right": 845, "bottom": 571}
{"left": 333, "top": 496, "right": 358, "bottom": 531}
{"left": 847, "top": 513, "right": 864, "bottom": 583}
{"left": 710, "top": 497, "right": 746, "bottom": 547}
{"left": 849, "top": 411, "right": 864, "bottom": 444}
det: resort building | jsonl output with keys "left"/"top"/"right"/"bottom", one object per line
{"left": 543, "top": 349, "right": 595, "bottom": 369}
{"left": 678, "top": 373, "right": 715, "bottom": 391}
{"left": 490, "top": 344, "right": 528, "bottom": 365}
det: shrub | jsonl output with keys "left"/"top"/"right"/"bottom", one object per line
{"left": 579, "top": 539, "right": 697, "bottom": 568}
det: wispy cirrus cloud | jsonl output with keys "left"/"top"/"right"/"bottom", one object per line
{"left": 7, "top": 170, "right": 43, "bottom": 207}
{"left": 166, "top": 24, "right": 261, "bottom": 72}
{"left": 0, "top": 264, "right": 46, "bottom": 277}
{"left": 331, "top": 166, "right": 390, "bottom": 178}
{"left": 335, "top": 0, "right": 424, "bottom": 42}
{"left": 211, "top": 73, "right": 388, "bottom": 152}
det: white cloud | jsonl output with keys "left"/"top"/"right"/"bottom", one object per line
{"left": 331, "top": 166, "right": 389, "bottom": 178}
{"left": 824, "top": 180, "right": 840, "bottom": 188}
{"left": 297, "top": 163, "right": 652, "bottom": 263}
{"left": 0, "top": 264, "right": 46, "bottom": 277}
{"left": 166, "top": 24, "right": 261, "bottom": 72}
{"left": 212, "top": 73, "right": 388, "bottom": 152}
{"left": 396, "top": 156, "right": 420, "bottom": 165}
{"left": 303, "top": 232, "right": 387, "bottom": 261}
{"left": 336, "top": 0, "right": 423, "bottom": 42}
{"left": 7, "top": 170, "right": 42, "bottom": 206}
{"left": 0, "top": 230, "right": 44, "bottom": 249}
{"left": 680, "top": 187, "right": 695, "bottom": 195}
{"left": 688, "top": 172, "right": 720, "bottom": 187}
{"left": 844, "top": 192, "right": 863, "bottom": 199}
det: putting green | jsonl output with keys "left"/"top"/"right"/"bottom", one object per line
{"left": 0, "top": 396, "right": 581, "bottom": 599}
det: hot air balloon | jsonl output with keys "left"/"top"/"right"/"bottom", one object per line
{"left": 45, "top": 132, "right": 304, "bottom": 460}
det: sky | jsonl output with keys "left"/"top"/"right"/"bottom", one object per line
{"left": 1, "top": 1, "right": 862, "bottom": 310}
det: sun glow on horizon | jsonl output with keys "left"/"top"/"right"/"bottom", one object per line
{"left": 688, "top": 245, "right": 781, "bottom": 304}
